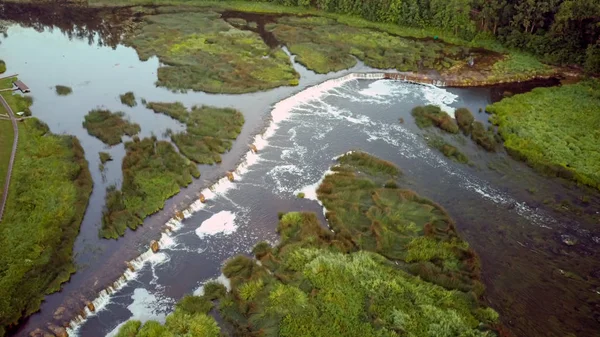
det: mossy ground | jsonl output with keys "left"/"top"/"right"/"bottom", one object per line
{"left": 82, "top": 109, "right": 141, "bottom": 146}
{"left": 146, "top": 102, "right": 244, "bottom": 164}
{"left": 125, "top": 11, "right": 299, "bottom": 93}
{"left": 0, "top": 119, "right": 92, "bottom": 335}
{"left": 55, "top": 85, "right": 72, "bottom": 96}
{"left": 119, "top": 91, "right": 136, "bottom": 107}
{"left": 117, "top": 153, "right": 498, "bottom": 337}
{"left": 100, "top": 137, "right": 200, "bottom": 239}
{"left": 487, "top": 80, "right": 600, "bottom": 189}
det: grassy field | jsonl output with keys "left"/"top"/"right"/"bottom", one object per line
{"left": 124, "top": 11, "right": 299, "bottom": 93}
{"left": 146, "top": 102, "right": 244, "bottom": 164}
{"left": 0, "top": 119, "right": 13, "bottom": 198}
{"left": 116, "top": 153, "right": 498, "bottom": 337}
{"left": 100, "top": 137, "right": 200, "bottom": 239}
{"left": 0, "top": 118, "right": 92, "bottom": 335}
{"left": 82, "top": 109, "right": 141, "bottom": 145}
{"left": 488, "top": 80, "right": 600, "bottom": 189}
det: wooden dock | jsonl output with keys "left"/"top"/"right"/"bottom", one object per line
{"left": 13, "top": 80, "right": 30, "bottom": 93}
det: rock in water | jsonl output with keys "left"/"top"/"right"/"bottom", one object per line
{"left": 226, "top": 172, "right": 234, "bottom": 182}
{"left": 86, "top": 301, "right": 95, "bottom": 312}
{"left": 249, "top": 144, "right": 258, "bottom": 153}
{"left": 47, "top": 324, "right": 68, "bottom": 337}
{"left": 126, "top": 261, "right": 135, "bottom": 272}
{"left": 30, "top": 328, "right": 54, "bottom": 337}
{"left": 52, "top": 306, "right": 66, "bottom": 320}
{"left": 199, "top": 193, "right": 206, "bottom": 203}
{"left": 150, "top": 240, "right": 159, "bottom": 253}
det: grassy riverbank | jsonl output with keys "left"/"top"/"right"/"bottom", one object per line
{"left": 124, "top": 10, "right": 299, "bottom": 93}
{"left": 488, "top": 80, "right": 600, "bottom": 190}
{"left": 117, "top": 152, "right": 498, "bottom": 337}
{"left": 147, "top": 102, "right": 244, "bottom": 164}
{"left": 0, "top": 119, "right": 92, "bottom": 335}
{"left": 82, "top": 109, "right": 141, "bottom": 145}
{"left": 0, "top": 120, "right": 13, "bottom": 197}
{"left": 100, "top": 137, "right": 200, "bottom": 239}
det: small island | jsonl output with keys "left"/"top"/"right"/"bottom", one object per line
{"left": 82, "top": 109, "right": 141, "bottom": 146}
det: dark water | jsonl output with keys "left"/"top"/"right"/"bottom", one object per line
{"left": 1, "top": 5, "right": 599, "bottom": 337}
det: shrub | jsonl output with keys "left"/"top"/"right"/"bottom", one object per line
{"left": 0, "top": 60, "right": 5, "bottom": 74}
{"left": 470, "top": 121, "right": 497, "bottom": 152}
{"left": 297, "top": 192, "right": 305, "bottom": 198}
{"left": 411, "top": 105, "right": 459, "bottom": 133}
{"left": 82, "top": 109, "right": 140, "bottom": 145}
{"left": 455, "top": 107, "right": 474, "bottom": 133}
{"left": 120, "top": 91, "right": 137, "bottom": 107}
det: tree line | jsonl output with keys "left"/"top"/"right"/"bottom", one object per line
{"left": 252, "top": 0, "right": 600, "bottom": 73}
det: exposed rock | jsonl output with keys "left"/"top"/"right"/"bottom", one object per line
{"left": 29, "top": 328, "right": 54, "bottom": 337}
{"left": 249, "top": 144, "right": 258, "bottom": 153}
{"left": 126, "top": 261, "right": 135, "bottom": 272}
{"left": 150, "top": 240, "right": 159, "bottom": 253}
{"left": 199, "top": 193, "right": 206, "bottom": 203}
{"left": 53, "top": 306, "right": 66, "bottom": 320}
{"left": 226, "top": 172, "right": 234, "bottom": 182}
{"left": 47, "top": 324, "right": 68, "bottom": 337}
{"left": 175, "top": 210, "right": 184, "bottom": 220}
{"left": 86, "top": 301, "right": 95, "bottom": 312}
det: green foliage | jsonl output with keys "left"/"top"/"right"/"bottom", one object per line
{"left": 0, "top": 119, "right": 92, "bottom": 333}
{"left": 296, "top": 192, "right": 305, "bottom": 198}
{"left": 176, "top": 294, "right": 213, "bottom": 315}
{"left": 487, "top": 80, "right": 600, "bottom": 189}
{"left": 120, "top": 91, "right": 137, "bottom": 107}
{"left": 125, "top": 11, "right": 299, "bottom": 93}
{"left": 99, "top": 151, "right": 112, "bottom": 164}
{"left": 1, "top": 88, "right": 33, "bottom": 117}
{"left": 491, "top": 53, "right": 552, "bottom": 80}
{"left": 116, "top": 309, "right": 220, "bottom": 337}
{"left": 469, "top": 122, "right": 498, "bottom": 152}
{"left": 269, "top": 16, "right": 474, "bottom": 74}
{"left": 82, "top": 109, "right": 141, "bottom": 145}
{"left": 426, "top": 135, "right": 470, "bottom": 164}
{"left": 202, "top": 281, "right": 227, "bottom": 300}
{"left": 147, "top": 102, "right": 244, "bottom": 164}
{"left": 336, "top": 151, "right": 400, "bottom": 177}
{"left": 0, "top": 120, "right": 13, "bottom": 196}
{"left": 100, "top": 137, "right": 200, "bottom": 238}
{"left": 455, "top": 107, "right": 475, "bottom": 133}
{"left": 55, "top": 85, "right": 73, "bottom": 96}
{"left": 584, "top": 42, "right": 600, "bottom": 74}
{"left": 0, "top": 60, "right": 5, "bottom": 74}
{"left": 411, "top": 105, "right": 459, "bottom": 133}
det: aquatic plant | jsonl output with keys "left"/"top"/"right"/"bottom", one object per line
{"left": 146, "top": 102, "right": 244, "bottom": 164}
{"left": 0, "top": 119, "right": 92, "bottom": 334}
{"left": 411, "top": 105, "right": 459, "bottom": 133}
{"left": 125, "top": 12, "right": 299, "bottom": 93}
{"left": 470, "top": 121, "right": 498, "bottom": 152}
{"left": 119, "top": 91, "right": 136, "bottom": 107}
{"left": 82, "top": 109, "right": 141, "bottom": 146}
{"left": 487, "top": 80, "right": 600, "bottom": 189}
{"left": 455, "top": 107, "right": 475, "bottom": 133}
{"left": 99, "top": 151, "right": 112, "bottom": 164}
{"left": 55, "top": 85, "right": 73, "bottom": 96}
{"left": 0, "top": 60, "right": 5, "bottom": 74}
{"left": 100, "top": 137, "right": 200, "bottom": 239}
{"left": 426, "top": 135, "right": 469, "bottom": 164}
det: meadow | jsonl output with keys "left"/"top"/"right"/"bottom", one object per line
{"left": 487, "top": 80, "right": 600, "bottom": 189}
{"left": 0, "top": 119, "right": 92, "bottom": 335}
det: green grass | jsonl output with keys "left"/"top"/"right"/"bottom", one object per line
{"left": 487, "top": 80, "right": 600, "bottom": 189}
{"left": 82, "top": 109, "right": 141, "bottom": 146}
{"left": 119, "top": 91, "right": 137, "bottom": 107}
{"left": 0, "top": 120, "right": 13, "bottom": 197}
{"left": 269, "top": 16, "right": 473, "bottom": 74}
{"left": 0, "top": 118, "right": 92, "bottom": 335}
{"left": 411, "top": 105, "right": 459, "bottom": 133}
{"left": 100, "top": 137, "right": 200, "bottom": 239}
{"left": 297, "top": 192, "right": 305, "bottom": 198}
{"left": 455, "top": 108, "right": 474, "bottom": 133}
{"left": 99, "top": 151, "right": 112, "bottom": 164}
{"left": 0, "top": 60, "right": 6, "bottom": 74}
{"left": 426, "top": 135, "right": 469, "bottom": 164}
{"left": 124, "top": 11, "right": 299, "bottom": 93}
{"left": 146, "top": 102, "right": 244, "bottom": 164}
{"left": 55, "top": 85, "right": 73, "bottom": 96}
{"left": 491, "top": 52, "right": 553, "bottom": 81}
{"left": 470, "top": 121, "right": 498, "bottom": 152}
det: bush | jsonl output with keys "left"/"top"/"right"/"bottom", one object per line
{"left": 470, "top": 121, "right": 497, "bottom": 152}
{"left": 411, "top": 105, "right": 459, "bottom": 133}
{"left": 455, "top": 107, "right": 474, "bottom": 133}
{"left": 82, "top": 109, "right": 140, "bottom": 145}
{"left": 297, "top": 192, "right": 305, "bottom": 198}
{"left": 584, "top": 43, "right": 600, "bottom": 75}
{"left": 120, "top": 91, "right": 137, "bottom": 107}
{"left": 0, "top": 60, "right": 5, "bottom": 74}
{"left": 55, "top": 85, "right": 73, "bottom": 96}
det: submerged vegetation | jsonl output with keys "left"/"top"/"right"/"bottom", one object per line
{"left": 99, "top": 151, "right": 112, "bottom": 164}
{"left": 55, "top": 85, "right": 72, "bottom": 96}
{"left": 426, "top": 135, "right": 469, "bottom": 164}
{"left": 411, "top": 105, "right": 459, "bottom": 134}
{"left": 119, "top": 91, "right": 136, "bottom": 107}
{"left": 117, "top": 153, "right": 497, "bottom": 337}
{"left": 488, "top": 80, "right": 600, "bottom": 189}
{"left": 125, "top": 11, "right": 299, "bottom": 93}
{"left": 0, "top": 119, "right": 92, "bottom": 335}
{"left": 82, "top": 109, "right": 141, "bottom": 146}
{"left": 146, "top": 102, "right": 244, "bottom": 164}
{"left": 100, "top": 137, "right": 199, "bottom": 239}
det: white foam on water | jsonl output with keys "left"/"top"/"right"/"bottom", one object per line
{"left": 296, "top": 170, "right": 335, "bottom": 201}
{"left": 420, "top": 84, "right": 459, "bottom": 117}
{"left": 195, "top": 211, "right": 238, "bottom": 239}
{"left": 193, "top": 273, "right": 232, "bottom": 296}
{"left": 105, "top": 288, "right": 170, "bottom": 337}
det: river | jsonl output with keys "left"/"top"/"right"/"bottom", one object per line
{"left": 1, "top": 5, "right": 599, "bottom": 337}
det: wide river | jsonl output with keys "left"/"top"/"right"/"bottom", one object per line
{"left": 2, "top": 7, "right": 599, "bottom": 337}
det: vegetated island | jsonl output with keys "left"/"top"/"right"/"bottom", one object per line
{"left": 146, "top": 102, "right": 245, "bottom": 164}
{"left": 100, "top": 136, "right": 199, "bottom": 239}
{"left": 0, "top": 119, "right": 92, "bottom": 335}
{"left": 124, "top": 11, "right": 300, "bottom": 93}
{"left": 487, "top": 80, "right": 600, "bottom": 190}
{"left": 82, "top": 109, "right": 141, "bottom": 146}
{"left": 119, "top": 91, "right": 137, "bottom": 107}
{"left": 55, "top": 85, "right": 73, "bottom": 96}
{"left": 115, "top": 152, "right": 499, "bottom": 337}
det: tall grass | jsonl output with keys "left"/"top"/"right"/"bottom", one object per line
{"left": 411, "top": 105, "right": 459, "bottom": 133}
{"left": 0, "top": 119, "right": 92, "bottom": 334}
{"left": 119, "top": 91, "right": 137, "bottom": 107}
{"left": 82, "top": 109, "right": 141, "bottom": 145}
{"left": 55, "top": 85, "right": 73, "bottom": 96}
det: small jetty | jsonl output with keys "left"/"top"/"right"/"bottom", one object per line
{"left": 13, "top": 80, "right": 30, "bottom": 93}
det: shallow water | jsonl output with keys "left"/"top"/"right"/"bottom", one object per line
{"left": 2, "top": 6, "right": 599, "bottom": 337}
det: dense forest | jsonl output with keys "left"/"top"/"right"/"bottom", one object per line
{"left": 247, "top": 0, "right": 600, "bottom": 73}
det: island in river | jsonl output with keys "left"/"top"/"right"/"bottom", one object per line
{"left": 0, "top": 1, "right": 598, "bottom": 337}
